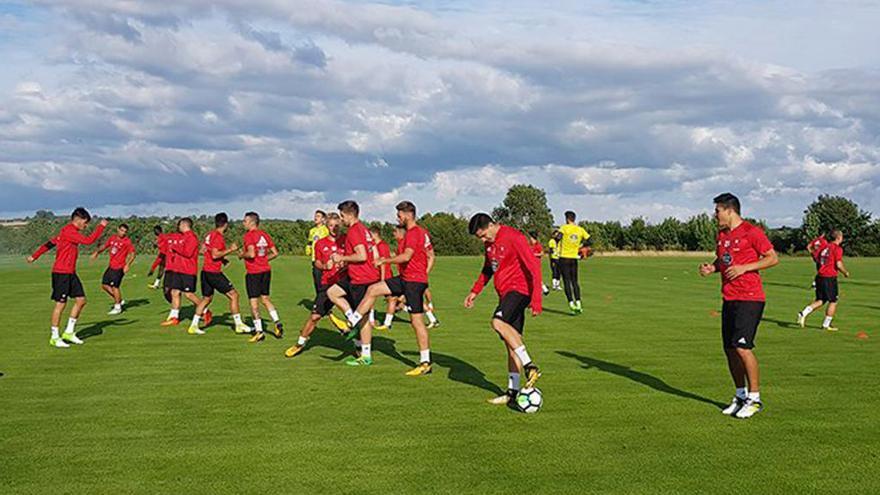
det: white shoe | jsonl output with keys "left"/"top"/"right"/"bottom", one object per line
{"left": 721, "top": 396, "right": 745, "bottom": 416}
{"left": 120, "top": 300, "right": 126, "bottom": 307}
{"left": 796, "top": 313, "right": 806, "bottom": 328}
{"left": 487, "top": 392, "right": 515, "bottom": 405}
{"left": 188, "top": 326, "right": 206, "bottom": 335}
{"left": 61, "top": 332, "right": 84, "bottom": 345}
{"left": 50, "top": 337, "right": 70, "bottom": 348}
{"left": 735, "top": 399, "right": 764, "bottom": 419}
{"left": 108, "top": 307, "right": 123, "bottom": 315}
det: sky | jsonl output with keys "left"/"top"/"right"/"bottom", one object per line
{"left": 1, "top": 0, "right": 879, "bottom": 226}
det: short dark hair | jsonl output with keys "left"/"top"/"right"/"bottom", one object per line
{"left": 245, "top": 211, "right": 260, "bottom": 225}
{"left": 713, "top": 193, "right": 741, "bottom": 215}
{"left": 396, "top": 201, "right": 416, "bottom": 216}
{"left": 315, "top": 210, "right": 326, "bottom": 218}
{"left": 564, "top": 211, "right": 576, "bottom": 222}
{"left": 179, "top": 217, "right": 193, "bottom": 228}
{"left": 394, "top": 224, "right": 407, "bottom": 232}
{"left": 153, "top": 225, "right": 163, "bottom": 235}
{"left": 337, "top": 200, "right": 359, "bottom": 216}
{"left": 468, "top": 213, "right": 493, "bottom": 235}
{"left": 368, "top": 225, "right": 381, "bottom": 235}
{"left": 215, "top": 212, "right": 229, "bottom": 227}
{"left": 118, "top": 223, "right": 129, "bottom": 231}
{"left": 71, "top": 207, "right": 91, "bottom": 222}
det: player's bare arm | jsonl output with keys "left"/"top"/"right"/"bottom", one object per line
{"left": 333, "top": 244, "right": 366, "bottom": 264}
{"left": 267, "top": 246, "right": 279, "bottom": 262}
{"left": 239, "top": 245, "right": 256, "bottom": 260}
{"left": 381, "top": 247, "right": 414, "bottom": 266}
{"left": 837, "top": 260, "right": 850, "bottom": 278}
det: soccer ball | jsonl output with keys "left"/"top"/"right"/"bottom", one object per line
{"left": 515, "top": 387, "right": 543, "bottom": 414}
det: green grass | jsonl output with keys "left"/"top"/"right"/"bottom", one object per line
{"left": 1, "top": 255, "right": 878, "bottom": 494}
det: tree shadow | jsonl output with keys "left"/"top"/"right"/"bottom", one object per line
{"left": 297, "top": 298, "right": 314, "bottom": 311}
{"left": 541, "top": 307, "right": 573, "bottom": 316}
{"left": 122, "top": 298, "right": 150, "bottom": 309}
{"left": 844, "top": 280, "right": 880, "bottom": 287}
{"left": 404, "top": 350, "right": 502, "bottom": 394}
{"left": 78, "top": 319, "right": 136, "bottom": 340}
{"left": 764, "top": 281, "right": 810, "bottom": 290}
{"left": 761, "top": 317, "right": 799, "bottom": 329}
{"left": 556, "top": 351, "right": 725, "bottom": 408}
{"left": 855, "top": 304, "right": 880, "bottom": 311}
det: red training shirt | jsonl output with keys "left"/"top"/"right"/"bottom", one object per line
{"left": 471, "top": 225, "right": 543, "bottom": 312}
{"left": 315, "top": 236, "right": 344, "bottom": 287}
{"left": 376, "top": 240, "right": 393, "bottom": 280}
{"left": 31, "top": 223, "right": 106, "bottom": 274}
{"left": 243, "top": 229, "right": 274, "bottom": 274}
{"left": 170, "top": 230, "right": 200, "bottom": 276}
{"left": 715, "top": 221, "right": 774, "bottom": 302}
{"left": 102, "top": 235, "right": 135, "bottom": 270}
{"left": 202, "top": 230, "right": 226, "bottom": 273}
{"left": 401, "top": 225, "right": 432, "bottom": 284}
{"left": 345, "top": 222, "right": 380, "bottom": 285}
{"left": 816, "top": 243, "right": 843, "bottom": 278}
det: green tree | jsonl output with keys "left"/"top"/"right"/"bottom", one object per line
{"left": 682, "top": 213, "right": 716, "bottom": 251}
{"left": 802, "top": 195, "right": 872, "bottom": 254}
{"left": 492, "top": 184, "right": 554, "bottom": 238}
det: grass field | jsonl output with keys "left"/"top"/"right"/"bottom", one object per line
{"left": 1, "top": 254, "right": 878, "bottom": 494}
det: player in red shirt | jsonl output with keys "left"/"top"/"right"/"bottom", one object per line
{"left": 188, "top": 213, "right": 251, "bottom": 336}
{"left": 369, "top": 225, "right": 394, "bottom": 329}
{"left": 699, "top": 193, "right": 778, "bottom": 419}
{"left": 160, "top": 218, "right": 205, "bottom": 329}
{"left": 147, "top": 225, "right": 168, "bottom": 290}
{"left": 326, "top": 200, "right": 381, "bottom": 363}
{"left": 528, "top": 231, "right": 551, "bottom": 296}
{"left": 27, "top": 207, "right": 108, "bottom": 348}
{"left": 91, "top": 223, "right": 136, "bottom": 315}
{"left": 797, "top": 229, "right": 850, "bottom": 331}
{"left": 285, "top": 213, "right": 348, "bottom": 358}
{"left": 464, "top": 213, "right": 543, "bottom": 405}
{"left": 239, "top": 211, "right": 283, "bottom": 343}
{"left": 350, "top": 202, "right": 436, "bottom": 374}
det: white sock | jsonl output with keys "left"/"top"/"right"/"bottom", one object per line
{"left": 233, "top": 313, "right": 242, "bottom": 325}
{"left": 297, "top": 336, "right": 308, "bottom": 346}
{"left": 169, "top": 308, "right": 179, "bottom": 319}
{"left": 735, "top": 387, "right": 748, "bottom": 400}
{"left": 120, "top": 300, "right": 126, "bottom": 306}
{"left": 191, "top": 315, "right": 201, "bottom": 327}
{"left": 113, "top": 303, "right": 122, "bottom": 311}
{"left": 419, "top": 349, "right": 431, "bottom": 363}
{"left": 801, "top": 306, "right": 814, "bottom": 317}
{"left": 383, "top": 313, "right": 394, "bottom": 326}
{"left": 153, "top": 278, "right": 161, "bottom": 286}
{"left": 269, "top": 309, "right": 280, "bottom": 322}
{"left": 254, "top": 319, "right": 263, "bottom": 333}
{"left": 822, "top": 316, "right": 833, "bottom": 328}
{"left": 369, "top": 310, "right": 375, "bottom": 324}
{"left": 51, "top": 326, "right": 60, "bottom": 339}
{"left": 426, "top": 302, "right": 434, "bottom": 311}
{"left": 513, "top": 345, "right": 532, "bottom": 367}
{"left": 748, "top": 391, "right": 761, "bottom": 401}
{"left": 542, "top": 284, "right": 549, "bottom": 292}
{"left": 65, "top": 318, "right": 77, "bottom": 334}
{"left": 362, "top": 344, "right": 372, "bottom": 358}
{"left": 508, "top": 372, "right": 521, "bottom": 392}
{"left": 426, "top": 311, "right": 437, "bottom": 324}
{"left": 347, "top": 311, "right": 363, "bottom": 326}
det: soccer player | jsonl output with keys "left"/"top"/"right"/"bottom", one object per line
{"left": 240, "top": 211, "right": 283, "bottom": 343}
{"left": 349, "top": 201, "right": 435, "bottom": 375}
{"left": 326, "top": 200, "right": 381, "bottom": 365}
{"left": 463, "top": 213, "right": 543, "bottom": 405}
{"left": 161, "top": 218, "right": 206, "bottom": 330}
{"left": 548, "top": 229, "right": 562, "bottom": 290}
{"left": 285, "top": 213, "right": 346, "bottom": 358}
{"left": 797, "top": 229, "right": 850, "bottom": 331}
{"left": 147, "top": 225, "right": 168, "bottom": 290}
{"left": 806, "top": 233, "right": 827, "bottom": 288}
{"left": 376, "top": 225, "right": 408, "bottom": 331}
{"left": 190, "top": 213, "right": 251, "bottom": 335}
{"left": 528, "top": 231, "right": 551, "bottom": 296}
{"left": 306, "top": 210, "right": 330, "bottom": 293}
{"left": 558, "top": 211, "right": 590, "bottom": 314}
{"left": 28, "top": 207, "right": 108, "bottom": 348}
{"left": 699, "top": 193, "right": 778, "bottom": 419}
{"left": 91, "top": 223, "right": 136, "bottom": 315}
{"left": 371, "top": 225, "right": 393, "bottom": 328}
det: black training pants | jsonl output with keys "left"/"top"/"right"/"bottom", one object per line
{"left": 558, "top": 258, "right": 580, "bottom": 302}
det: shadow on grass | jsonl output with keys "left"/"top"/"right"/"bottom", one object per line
{"left": 403, "top": 350, "right": 502, "bottom": 395}
{"left": 761, "top": 317, "right": 800, "bottom": 329}
{"left": 764, "top": 281, "right": 811, "bottom": 290}
{"left": 122, "top": 298, "right": 150, "bottom": 309}
{"left": 306, "top": 328, "right": 417, "bottom": 368}
{"left": 78, "top": 319, "right": 136, "bottom": 340}
{"left": 843, "top": 280, "right": 880, "bottom": 287}
{"left": 297, "top": 298, "right": 314, "bottom": 311}
{"left": 541, "top": 306, "right": 573, "bottom": 317}
{"left": 556, "top": 351, "right": 725, "bottom": 409}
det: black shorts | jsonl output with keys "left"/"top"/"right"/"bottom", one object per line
{"left": 51, "top": 273, "right": 85, "bottom": 302}
{"left": 312, "top": 287, "right": 335, "bottom": 317}
{"left": 815, "top": 276, "right": 839, "bottom": 303}
{"left": 721, "top": 300, "right": 765, "bottom": 350}
{"left": 493, "top": 291, "right": 531, "bottom": 335}
{"left": 169, "top": 272, "right": 197, "bottom": 293}
{"left": 334, "top": 275, "right": 372, "bottom": 309}
{"left": 246, "top": 271, "right": 271, "bottom": 298}
{"left": 312, "top": 265, "right": 323, "bottom": 293}
{"left": 201, "top": 271, "right": 234, "bottom": 297}
{"left": 385, "top": 276, "right": 428, "bottom": 313}
{"left": 102, "top": 267, "right": 125, "bottom": 288}
{"left": 163, "top": 269, "right": 175, "bottom": 288}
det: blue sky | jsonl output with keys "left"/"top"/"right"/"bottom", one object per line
{"left": 1, "top": 0, "right": 879, "bottom": 226}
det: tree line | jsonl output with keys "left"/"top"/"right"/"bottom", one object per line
{"left": 1, "top": 190, "right": 877, "bottom": 256}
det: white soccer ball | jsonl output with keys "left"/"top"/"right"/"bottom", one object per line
{"left": 515, "top": 387, "right": 543, "bottom": 414}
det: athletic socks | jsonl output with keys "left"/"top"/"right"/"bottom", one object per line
{"left": 254, "top": 319, "right": 263, "bottom": 333}
{"left": 168, "top": 308, "right": 180, "bottom": 319}
{"left": 748, "top": 391, "right": 761, "bottom": 402}
{"left": 65, "top": 317, "right": 77, "bottom": 334}
{"left": 513, "top": 345, "right": 532, "bottom": 367}
{"left": 426, "top": 310, "right": 437, "bottom": 324}
{"left": 51, "top": 326, "right": 60, "bottom": 339}
{"left": 736, "top": 387, "right": 748, "bottom": 400}
{"left": 297, "top": 336, "right": 308, "bottom": 346}
{"left": 113, "top": 303, "right": 122, "bottom": 311}
{"left": 345, "top": 309, "right": 363, "bottom": 327}
{"left": 191, "top": 314, "right": 201, "bottom": 327}
{"left": 508, "top": 372, "right": 521, "bottom": 392}
{"left": 419, "top": 349, "right": 431, "bottom": 364}
{"left": 362, "top": 344, "right": 372, "bottom": 359}
{"left": 369, "top": 310, "right": 375, "bottom": 324}
{"left": 269, "top": 309, "right": 280, "bottom": 322}
{"left": 232, "top": 313, "right": 243, "bottom": 325}
{"left": 383, "top": 313, "right": 394, "bottom": 327}
{"left": 822, "top": 316, "right": 833, "bottom": 328}
{"left": 800, "top": 306, "right": 814, "bottom": 317}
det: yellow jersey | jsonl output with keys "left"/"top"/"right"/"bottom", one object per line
{"left": 307, "top": 225, "right": 330, "bottom": 261}
{"left": 548, "top": 239, "right": 561, "bottom": 260}
{"left": 558, "top": 223, "right": 590, "bottom": 259}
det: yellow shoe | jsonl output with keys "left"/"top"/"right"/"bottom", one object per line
{"left": 235, "top": 323, "right": 253, "bottom": 334}
{"left": 328, "top": 313, "right": 349, "bottom": 332}
{"left": 249, "top": 332, "right": 265, "bottom": 343}
{"left": 823, "top": 326, "right": 839, "bottom": 332}
{"left": 524, "top": 364, "right": 542, "bottom": 388}
{"left": 374, "top": 324, "right": 391, "bottom": 332}
{"left": 284, "top": 345, "right": 304, "bottom": 358}
{"left": 405, "top": 362, "right": 432, "bottom": 377}
{"left": 187, "top": 326, "right": 205, "bottom": 335}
